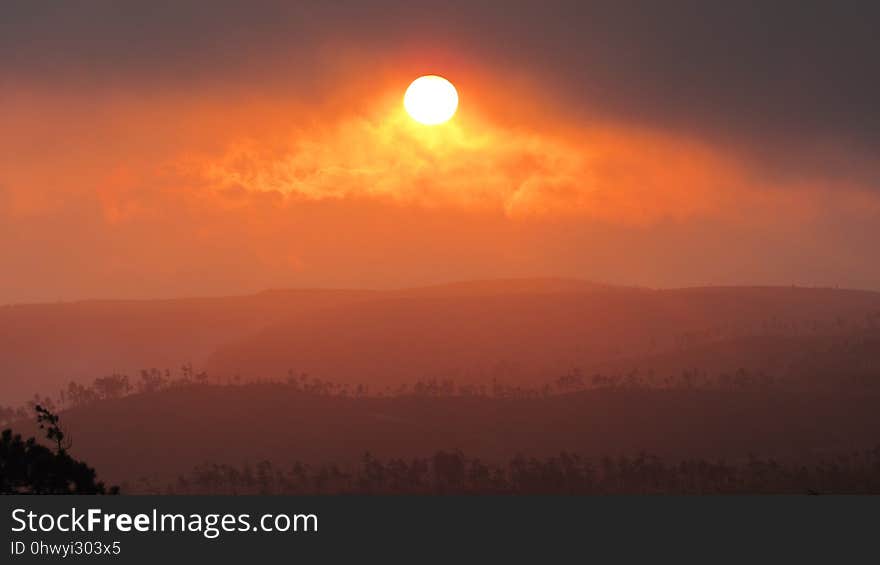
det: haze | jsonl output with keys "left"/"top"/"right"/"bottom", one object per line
{"left": 2, "top": 1, "right": 879, "bottom": 304}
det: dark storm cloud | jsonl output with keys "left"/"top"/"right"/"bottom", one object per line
{"left": 2, "top": 0, "right": 878, "bottom": 182}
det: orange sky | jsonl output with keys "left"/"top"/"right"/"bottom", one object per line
{"left": 2, "top": 2, "right": 879, "bottom": 303}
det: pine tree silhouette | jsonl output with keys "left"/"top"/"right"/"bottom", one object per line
{"left": 0, "top": 406, "right": 117, "bottom": 494}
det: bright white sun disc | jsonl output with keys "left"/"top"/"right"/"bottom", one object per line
{"left": 404, "top": 75, "right": 459, "bottom": 125}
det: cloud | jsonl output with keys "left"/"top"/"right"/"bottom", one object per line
{"left": 191, "top": 96, "right": 880, "bottom": 231}
{"left": 193, "top": 105, "right": 743, "bottom": 224}
{"left": 1, "top": 1, "right": 880, "bottom": 302}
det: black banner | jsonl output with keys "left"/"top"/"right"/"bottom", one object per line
{"left": 1, "top": 496, "right": 875, "bottom": 562}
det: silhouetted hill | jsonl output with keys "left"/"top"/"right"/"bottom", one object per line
{"left": 0, "top": 278, "right": 615, "bottom": 402}
{"left": 596, "top": 332, "right": 880, "bottom": 389}
{"left": 11, "top": 383, "right": 880, "bottom": 487}
{"left": 206, "top": 285, "right": 880, "bottom": 388}
{"left": 2, "top": 280, "right": 879, "bottom": 403}
{"left": 0, "top": 289, "right": 376, "bottom": 403}
{"left": 394, "top": 277, "right": 629, "bottom": 296}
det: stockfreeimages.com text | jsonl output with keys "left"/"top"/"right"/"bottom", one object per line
{"left": 11, "top": 508, "right": 317, "bottom": 539}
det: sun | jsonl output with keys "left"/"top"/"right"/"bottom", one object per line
{"left": 403, "top": 75, "right": 459, "bottom": 125}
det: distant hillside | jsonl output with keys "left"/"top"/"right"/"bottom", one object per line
{"left": 0, "top": 288, "right": 376, "bottom": 403}
{"left": 206, "top": 285, "right": 880, "bottom": 388}
{"left": 595, "top": 332, "right": 880, "bottom": 389}
{"left": 11, "top": 384, "right": 880, "bottom": 487}
{"left": 2, "top": 280, "right": 879, "bottom": 403}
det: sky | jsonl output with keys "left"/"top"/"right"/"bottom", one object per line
{"left": 2, "top": 1, "right": 879, "bottom": 303}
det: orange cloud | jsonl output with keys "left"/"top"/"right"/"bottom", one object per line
{"left": 191, "top": 100, "right": 757, "bottom": 225}
{"left": 2, "top": 70, "right": 880, "bottom": 304}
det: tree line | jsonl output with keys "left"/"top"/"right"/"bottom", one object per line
{"left": 0, "top": 365, "right": 799, "bottom": 424}
{"left": 144, "top": 448, "right": 880, "bottom": 495}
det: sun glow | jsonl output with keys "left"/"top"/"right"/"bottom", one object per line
{"left": 403, "top": 75, "right": 459, "bottom": 125}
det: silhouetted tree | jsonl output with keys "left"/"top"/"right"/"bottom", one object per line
{"left": 35, "top": 404, "right": 71, "bottom": 453}
{"left": 92, "top": 374, "right": 131, "bottom": 400}
{"left": 0, "top": 406, "right": 117, "bottom": 494}
{"left": 137, "top": 369, "right": 167, "bottom": 393}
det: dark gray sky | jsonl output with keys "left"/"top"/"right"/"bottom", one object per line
{"left": 4, "top": 1, "right": 878, "bottom": 165}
